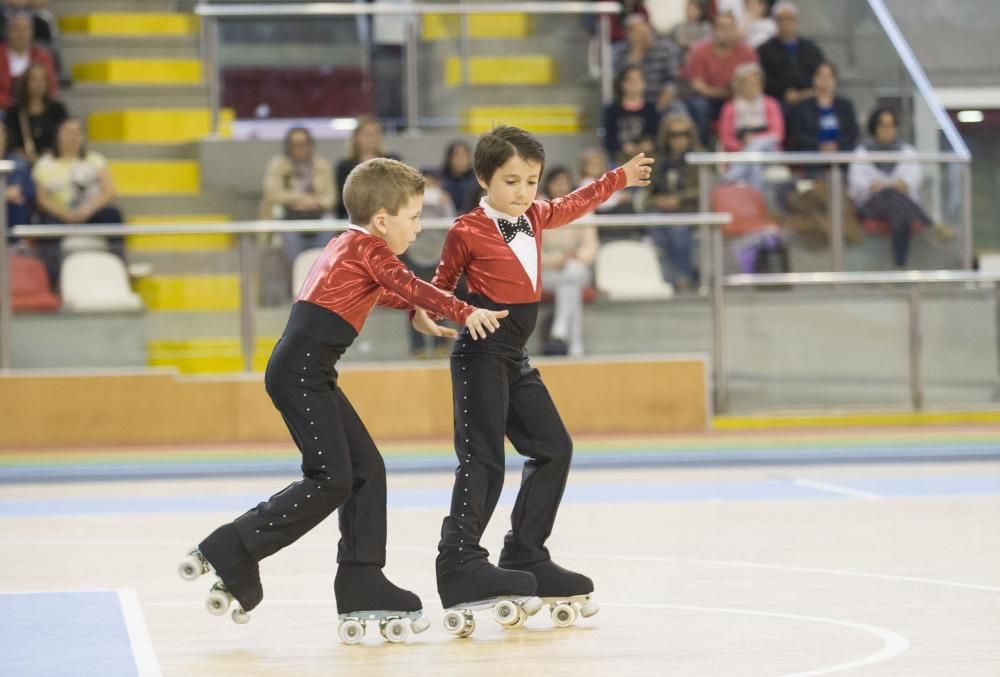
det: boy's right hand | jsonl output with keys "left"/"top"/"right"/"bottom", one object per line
{"left": 622, "top": 152, "right": 655, "bottom": 188}
{"left": 465, "top": 308, "right": 509, "bottom": 340}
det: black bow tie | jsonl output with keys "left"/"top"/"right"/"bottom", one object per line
{"left": 497, "top": 216, "right": 533, "bottom": 243}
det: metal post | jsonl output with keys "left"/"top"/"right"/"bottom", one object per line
{"left": 238, "top": 233, "right": 257, "bottom": 372}
{"left": 599, "top": 13, "right": 612, "bottom": 104}
{"left": 961, "top": 163, "right": 973, "bottom": 270}
{"left": 907, "top": 284, "right": 923, "bottom": 410}
{"left": 203, "top": 15, "right": 220, "bottom": 135}
{"left": 711, "top": 225, "right": 727, "bottom": 413}
{"left": 0, "top": 173, "right": 10, "bottom": 370}
{"left": 404, "top": 14, "right": 419, "bottom": 131}
{"left": 828, "top": 165, "right": 844, "bottom": 272}
{"left": 698, "top": 166, "right": 712, "bottom": 296}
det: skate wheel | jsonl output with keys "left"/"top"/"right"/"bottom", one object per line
{"left": 177, "top": 554, "right": 204, "bottom": 582}
{"left": 205, "top": 588, "right": 231, "bottom": 616}
{"left": 458, "top": 617, "right": 476, "bottom": 638}
{"left": 579, "top": 598, "right": 600, "bottom": 618}
{"left": 551, "top": 602, "right": 577, "bottom": 628}
{"left": 509, "top": 607, "right": 528, "bottom": 629}
{"left": 521, "top": 596, "right": 543, "bottom": 616}
{"left": 231, "top": 608, "right": 250, "bottom": 624}
{"left": 493, "top": 599, "right": 520, "bottom": 627}
{"left": 381, "top": 618, "right": 408, "bottom": 643}
{"left": 338, "top": 619, "right": 365, "bottom": 645}
{"left": 410, "top": 615, "right": 431, "bottom": 634}
{"left": 443, "top": 610, "right": 466, "bottom": 635}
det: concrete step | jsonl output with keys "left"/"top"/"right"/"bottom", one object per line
{"left": 117, "top": 192, "right": 232, "bottom": 216}
{"left": 62, "top": 83, "right": 209, "bottom": 117}
{"left": 72, "top": 58, "right": 202, "bottom": 84}
{"left": 88, "top": 109, "right": 233, "bottom": 143}
{"left": 109, "top": 160, "right": 200, "bottom": 196}
{"left": 59, "top": 13, "right": 198, "bottom": 36}
{"left": 89, "top": 141, "right": 201, "bottom": 161}
{"left": 61, "top": 34, "right": 200, "bottom": 63}
{"left": 421, "top": 12, "right": 533, "bottom": 40}
{"left": 444, "top": 55, "right": 557, "bottom": 87}
{"left": 50, "top": 0, "right": 184, "bottom": 13}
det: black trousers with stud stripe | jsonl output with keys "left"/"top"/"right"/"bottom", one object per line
{"left": 437, "top": 296, "right": 574, "bottom": 573}
{"left": 226, "top": 302, "right": 388, "bottom": 566}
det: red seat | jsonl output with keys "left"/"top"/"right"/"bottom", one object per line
{"left": 862, "top": 218, "right": 924, "bottom": 235}
{"left": 711, "top": 183, "right": 772, "bottom": 238}
{"left": 540, "top": 286, "right": 598, "bottom": 304}
{"left": 222, "top": 67, "right": 374, "bottom": 118}
{"left": 9, "top": 254, "right": 60, "bottom": 312}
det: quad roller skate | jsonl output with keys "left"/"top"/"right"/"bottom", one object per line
{"left": 177, "top": 525, "right": 262, "bottom": 624}
{"left": 499, "top": 558, "right": 598, "bottom": 628}
{"left": 335, "top": 563, "right": 428, "bottom": 645}
{"left": 177, "top": 548, "right": 254, "bottom": 624}
{"left": 442, "top": 595, "right": 543, "bottom": 637}
{"left": 437, "top": 559, "right": 540, "bottom": 637}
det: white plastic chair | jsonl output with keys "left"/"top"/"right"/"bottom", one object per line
{"left": 292, "top": 247, "right": 325, "bottom": 296}
{"left": 60, "top": 251, "right": 143, "bottom": 312}
{"left": 595, "top": 240, "right": 675, "bottom": 301}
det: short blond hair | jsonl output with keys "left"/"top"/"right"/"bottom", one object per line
{"left": 342, "top": 157, "right": 425, "bottom": 226}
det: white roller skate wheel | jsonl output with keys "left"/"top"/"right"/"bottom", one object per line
{"left": 493, "top": 599, "right": 519, "bottom": 627}
{"left": 521, "top": 596, "right": 543, "bottom": 616}
{"left": 205, "top": 589, "right": 231, "bottom": 616}
{"left": 458, "top": 617, "right": 476, "bottom": 638}
{"left": 509, "top": 607, "right": 528, "bottom": 629}
{"left": 580, "top": 599, "right": 600, "bottom": 618}
{"left": 551, "top": 602, "right": 577, "bottom": 628}
{"left": 231, "top": 608, "right": 250, "bottom": 624}
{"left": 443, "top": 610, "right": 467, "bottom": 635}
{"left": 382, "top": 618, "right": 409, "bottom": 643}
{"left": 177, "top": 555, "right": 203, "bottom": 581}
{"left": 410, "top": 615, "right": 431, "bottom": 634}
{"left": 338, "top": 619, "right": 365, "bottom": 645}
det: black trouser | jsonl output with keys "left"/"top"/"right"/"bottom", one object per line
{"left": 228, "top": 303, "right": 388, "bottom": 566}
{"left": 858, "top": 188, "right": 932, "bottom": 267}
{"left": 438, "top": 297, "right": 574, "bottom": 572}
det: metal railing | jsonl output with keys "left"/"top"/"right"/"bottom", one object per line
{"left": 194, "top": 1, "right": 623, "bottom": 133}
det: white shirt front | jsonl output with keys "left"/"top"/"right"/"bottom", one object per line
{"left": 480, "top": 197, "right": 537, "bottom": 291}
{"left": 7, "top": 49, "right": 29, "bottom": 78}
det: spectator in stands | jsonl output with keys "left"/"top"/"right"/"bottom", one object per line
{"left": 646, "top": 111, "right": 701, "bottom": 291}
{"left": 742, "top": 0, "right": 777, "bottom": 49}
{"left": 786, "top": 61, "right": 858, "bottom": 152}
{"left": 603, "top": 65, "right": 659, "bottom": 164}
{"left": 335, "top": 115, "right": 395, "bottom": 219}
{"left": 440, "top": 140, "right": 478, "bottom": 215}
{"left": 0, "top": 12, "right": 55, "bottom": 108}
{"left": 600, "top": 0, "right": 649, "bottom": 44}
{"left": 718, "top": 62, "right": 783, "bottom": 188}
{"left": 757, "top": 1, "right": 825, "bottom": 108}
{"left": 847, "top": 107, "right": 941, "bottom": 269}
{"left": 671, "top": 0, "right": 711, "bottom": 61}
{"left": 260, "top": 127, "right": 336, "bottom": 263}
{"left": 4, "top": 61, "right": 64, "bottom": 161}
{"left": 540, "top": 166, "right": 599, "bottom": 357}
{"left": 2, "top": 0, "right": 55, "bottom": 42}
{"left": 402, "top": 168, "right": 454, "bottom": 358}
{"left": 0, "top": 122, "right": 33, "bottom": 234}
{"left": 612, "top": 13, "right": 680, "bottom": 112}
{"left": 32, "top": 118, "right": 124, "bottom": 283}
{"left": 682, "top": 10, "right": 757, "bottom": 145}
{"left": 579, "top": 147, "right": 630, "bottom": 214}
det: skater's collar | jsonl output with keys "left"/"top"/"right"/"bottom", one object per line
{"left": 479, "top": 197, "right": 530, "bottom": 225}
{"left": 347, "top": 224, "right": 370, "bottom": 235}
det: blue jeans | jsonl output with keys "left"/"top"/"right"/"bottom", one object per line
{"left": 648, "top": 225, "right": 697, "bottom": 285}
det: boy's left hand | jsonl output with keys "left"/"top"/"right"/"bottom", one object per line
{"left": 412, "top": 308, "right": 459, "bottom": 339}
{"left": 622, "top": 152, "right": 655, "bottom": 188}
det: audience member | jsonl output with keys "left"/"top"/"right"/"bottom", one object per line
{"left": 4, "top": 61, "right": 65, "bottom": 161}
{"left": 742, "top": 0, "right": 776, "bottom": 48}
{"left": 718, "top": 62, "right": 783, "bottom": 188}
{"left": 0, "top": 12, "right": 56, "bottom": 108}
{"left": 612, "top": 13, "right": 680, "bottom": 112}
{"left": 786, "top": 61, "right": 858, "bottom": 152}
{"left": 0, "top": 122, "right": 33, "bottom": 234}
{"left": 603, "top": 65, "right": 659, "bottom": 164}
{"left": 440, "top": 139, "right": 478, "bottom": 215}
{"left": 756, "top": 1, "right": 825, "bottom": 108}
{"left": 334, "top": 115, "right": 395, "bottom": 219}
{"left": 670, "top": 0, "right": 711, "bottom": 61}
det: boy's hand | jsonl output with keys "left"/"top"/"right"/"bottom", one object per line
{"left": 412, "top": 308, "right": 458, "bottom": 339}
{"left": 465, "top": 308, "right": 510, "bottom": 340}
{"left": 622, "top": 152, "right": 654, "bottom": 188}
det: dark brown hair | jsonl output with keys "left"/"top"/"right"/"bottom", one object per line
{"left": 473, "top": 125, "right": 546, "bottom": 184}
{"left": 342, "top": 157, "right": 424, "bottom": 225}
{"left": 14, "top": 62, "right": 51, "bottom": 109}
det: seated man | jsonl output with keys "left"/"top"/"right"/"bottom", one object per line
{"left": 757, "top": 1, "right": 825, "bottom": 110}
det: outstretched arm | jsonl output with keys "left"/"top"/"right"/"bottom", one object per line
{"left": 535, "top": 153, "right": 654, "bottom": 230}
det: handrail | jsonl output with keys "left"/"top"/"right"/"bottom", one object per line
{"left": 866, "top": 0, "right": 971, "bottom": 160}
{"left": 195, "top": 2, "right": 623, "bottom": 17}
{"left": 687, "top": 151, "right": 969, "bottom": 165}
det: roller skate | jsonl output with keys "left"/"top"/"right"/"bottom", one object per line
{"left": 334, "top": 564, "right": 430, "bottom": 645}
{"left": 438, "top": 559, "right": 541, "bottom": 637}
{"left": 177, "top": 524, "right": 262, "bottom": 624}
{"left": 499, "top": 559, "right": 598, "bottom": 628}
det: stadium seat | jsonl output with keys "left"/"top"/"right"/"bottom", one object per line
{"left": 711, "top": 183, "right": 774, "bottom": 238}
{"left": 10, "top": 254, "right": 60, "bottom": 312}
{"left": 60, "top": 251, "right": 143, "bottom": 312}
{"left": 292, "top": 247, "right": 325, "bottom": 296}
{"left": 595, "top": 240, "right": 674, "bottom": 301}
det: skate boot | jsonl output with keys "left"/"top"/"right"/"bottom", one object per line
{"left": 437, "top": 558, "right": 542, "bottom": 637}
{"left": 177, "top": 523, "right": 262, "bottom": 624}
{"left": 333, "top": 563, "right": 429, "bottom": 645}
{"left": 499, "top": 559, "right": 599, "bottom": 627}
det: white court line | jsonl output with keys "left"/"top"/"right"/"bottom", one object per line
{"left": 790, "top": 478, "right": 882, "bottom": 500}
{"left": 118, "top": 589, "right": 163, "bottom": 677}
{"left": 604, "top": 603, "right": 910, "bottom": 677}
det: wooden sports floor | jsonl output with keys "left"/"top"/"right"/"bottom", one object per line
{"left": 1, "top": 428, "right": 999, "bottom": 676}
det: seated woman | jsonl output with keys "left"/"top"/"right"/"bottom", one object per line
{"left": 440, "top": 139, "right": 478, "bottom": 215}
{"left": 32, "top": 117, "right": 124, "bottom": 283}
{"left": 0, "top": 123, "right": 34, "bottom": 239}
{"left": 603, "top": 65, "right": 659, "bottom": 165}
{"left": 4, "top": 61, "right": 66, "bottom": 162}
{"left": 645, "top": 111, "right": 701, "bottom": 291}
{"left": 786, "top": 61, "right": 858, "bottom": 152}
{"left": 718, "top": 61, "right": 784, "bottom": 188}
{"left": 539, "top": 166, "right": 599, "bottom": 357}
{"left": 847, "top": 107, "right": 945, "bottom": 269}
